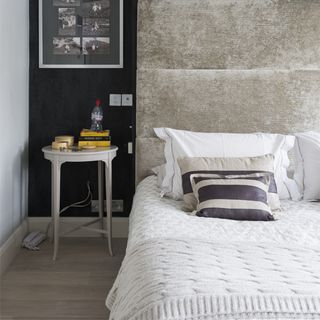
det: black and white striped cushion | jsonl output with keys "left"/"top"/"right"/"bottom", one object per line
{"left": 178, "top": 155, "right": 281, "bottom": 212}
{"left": 192, "top": 175, "right": 274, "bottom": 221}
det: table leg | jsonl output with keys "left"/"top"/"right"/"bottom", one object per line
{"left": 52, "top": 160, "right": 62, "bottom": 261}
{"left": 50, "top": 164, "right": 55, "bottom": 242}
{"left": 98, "top": 161, "right": 104, "bottom": 237}
{"left": 104, "top": 158, "right": 113, "bottom": 256}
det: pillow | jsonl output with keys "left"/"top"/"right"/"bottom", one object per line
{"left": 154, "top": 128, "right": 297, "bottom": 200}
{"left": 151, "top": 164, "right": 166, "bottom": 189}
{"left": 192, "top": 175, "right": 274, "bottom": 221}
{"left": 178, "top": 154, "right": 281, "bottom": 211}
{"left": 294, "top": 131, "right": 320, "bottom": 200}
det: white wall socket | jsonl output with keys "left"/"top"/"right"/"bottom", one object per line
{"left": 109, "top": 94, "right": 122, "bottom": 106}
{"left": 91, "top": 199, "right": 124, "bottom": 212}
{"left": 121, "top": 94, "right": 133, "bottom": 106}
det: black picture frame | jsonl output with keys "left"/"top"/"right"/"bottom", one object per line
{"left": 39, "top": 0, "right": 123, "bottom": 68}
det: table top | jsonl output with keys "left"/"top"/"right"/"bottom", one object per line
{"left": 42, "top": 145, "right": 118, "bottom": 156}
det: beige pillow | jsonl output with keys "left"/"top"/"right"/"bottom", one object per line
{"left": 177, "top": 154, "right": 281, "bottom": 211}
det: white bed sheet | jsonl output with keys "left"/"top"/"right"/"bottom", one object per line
{"left": 128, "top": 176, "right": 320, "bottom": 251}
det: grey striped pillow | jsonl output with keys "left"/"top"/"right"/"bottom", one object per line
{"left": 177, "top": 155, "right": 281, "bottom": 212}
{"left": 192, "top": 175, "right": 274, "bottom": 221}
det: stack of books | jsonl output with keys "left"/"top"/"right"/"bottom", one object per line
{"left": 78, "top": 129, "right": 111, "bottom": 147}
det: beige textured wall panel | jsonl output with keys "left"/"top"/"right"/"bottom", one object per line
{"left": 136, "top": 0, "right": 320, "bottom": 182}
{"left": 138, "top": 0, "right": 320, "bottom": 69}
{"left": 136, "top": 138, "right": 165, "bottom": 182}
{"left": 137, "top": 69, "right": 320, "bottom": 138}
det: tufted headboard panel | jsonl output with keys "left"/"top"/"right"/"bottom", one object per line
{"left": 136, "top": 0, "right": 320, "bottom": 183}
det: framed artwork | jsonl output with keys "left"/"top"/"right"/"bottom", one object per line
{"left": 39, "top": 0, "right": 123, "bottom": 68}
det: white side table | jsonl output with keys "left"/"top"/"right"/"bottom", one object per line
{"left": 42, "top": 146, "right": 118, "bottom": 260}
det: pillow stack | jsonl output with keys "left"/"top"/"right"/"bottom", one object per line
{"left": 154, "top": 128, "right": 301, "bottom": 221}
{"left": 154, "top": 128, "right": 298, "bottom": 201}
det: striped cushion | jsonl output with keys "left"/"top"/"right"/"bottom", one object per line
{"left": 177, "top": 155, "right": 281, "bottom": 212}
{"left": 192, "top": 176, "right": 274, "bottom": 221}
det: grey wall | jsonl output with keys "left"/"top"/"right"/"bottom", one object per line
{"left": 0, "top": 0, "right": 29, "bottom": 246}
{"left": 136, "top": 0, "right": 320, "bottom": 182}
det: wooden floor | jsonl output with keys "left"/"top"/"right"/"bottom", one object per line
{"left": 0, "top": 238, "right": 127, "bottom": 320}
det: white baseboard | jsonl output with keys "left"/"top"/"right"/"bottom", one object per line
{"left": 28, "top": 217, "right": 129, "bottom": 238}
{"left": 0, "top": 219, "right": 28, "bottom": 276}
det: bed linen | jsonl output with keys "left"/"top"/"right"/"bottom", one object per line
{"left": 106, "top": 176, "right": 320, "bottom": 320}
{"left": 154, "top": 128, "right": 298, "bottom": 200}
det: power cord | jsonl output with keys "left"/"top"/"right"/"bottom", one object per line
{"left": 45, "top": 181, "right": 93, "bottom": 237}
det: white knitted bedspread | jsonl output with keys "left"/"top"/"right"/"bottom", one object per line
{"left": 107, "top": 176, "right": 320, "bottom": 320}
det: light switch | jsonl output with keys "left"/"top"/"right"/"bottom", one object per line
{"left": 122, "top": 94, "right": 133, "bottom": 106}
{"left": 109, "top": 94, "right": 121, "bottom": 106}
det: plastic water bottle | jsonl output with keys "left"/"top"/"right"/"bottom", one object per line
{"left": 90, "top": 99, "right": 103, "bottom": 131}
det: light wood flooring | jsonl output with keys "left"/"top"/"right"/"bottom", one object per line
{"left": 0, "top": 238, "right": 127, "bottom": 320}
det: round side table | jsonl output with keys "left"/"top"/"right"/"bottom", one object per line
{"left": 42, "top": 146, "right": 118, "bottom": 260}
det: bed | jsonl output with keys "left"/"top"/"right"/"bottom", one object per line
{"left": 107, "top": 0, "right": 320, "bottom": 318}
{"left": 107, "top": 176, "right": 320, "bottom": 319}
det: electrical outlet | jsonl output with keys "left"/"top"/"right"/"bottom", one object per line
{"left": 109, "top": 94, "right": 121, "bottom": 106}
{"left": 91, "top": 199, "right": 124, "bottom": 212}
{"left": 121, "top": 94, "right": 133, "bottom": 106}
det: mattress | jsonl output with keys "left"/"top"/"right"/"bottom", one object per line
{"left": 107, "top": 176, "right": 320, "bottom": 320}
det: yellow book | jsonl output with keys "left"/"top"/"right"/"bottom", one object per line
{"left": 78, "top": 141, "right": 111, "bottom": 147}
{"left": 80, "top": 129, "right": 110, "bottom": 137}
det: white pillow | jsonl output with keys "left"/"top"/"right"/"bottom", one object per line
{"left": 151, "top": 164, "right": 166, "bottom": 188}
{"left": 294, "top": 131, "right": 320, "bottom": 200}
{"left": 154, "top": 128, "right": 299, "bottom": 200}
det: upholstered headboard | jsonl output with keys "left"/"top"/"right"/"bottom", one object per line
{"left": 136, "top": 0, "right": 320, "bottom": 183}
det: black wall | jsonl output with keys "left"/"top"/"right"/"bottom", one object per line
{"left": 29, "top": 0, "right": 137, "bottom": 217}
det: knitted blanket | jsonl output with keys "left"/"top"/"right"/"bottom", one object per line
{"left": 106, "top": 177, "right": 320, "bottom": 320}
{"left": 107, "top": 238, "right": 320, "bottom": 320}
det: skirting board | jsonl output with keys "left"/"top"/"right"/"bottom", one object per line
{"left": 0, "top": 219, "right": 28, "bottom": 276}
{"left": 28, "top": 217, "right": 129, "bottom": 238}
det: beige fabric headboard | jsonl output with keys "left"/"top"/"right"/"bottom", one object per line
{"left": 136, "top": 0, "right": 320, "bottom": 183}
